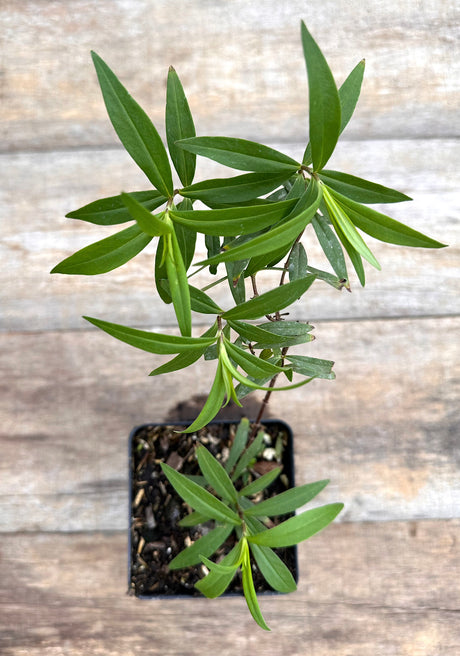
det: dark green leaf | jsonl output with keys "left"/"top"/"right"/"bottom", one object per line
{"left": 288, "top": 242, "right": 308, "bottom": 281}
{"left": 91, "top": 51, "right": 173, "bottom": 197}
{"left": 161, "top": 462, "right": 241, "bottom": 525}
{"left": 120, "top": 193, "right": 172, "bottom": 236}
{"left": 231, "top": 430, "right": 265, "bottom": 482}
{"left": 195, "top": 541, "right": 243, "bottom": 598}
{"left": 252, "top": 320, "right": 314, "bottom": 349}
{"left": 248, "top": 503, "right": 344, "bottom": 547}
{"left": 180, "top": 172, "right": 289, "bottom": 204}
{"left": 169, "top": 524, "right": 233, "bottom": 569}
{"left": 205, "top": 234, "right": 220, "bottom": 274}
{"left": 224, "top": 339, "right": 291, "bottom": 380}
{"left": 50, "top": 225, "right": 152, "bottom": 275}
{"left": 312, "top": 213, "right": 348, "bottom": 280}
{"left": 196, "top": 446, "right": 238, "bottom": 503}
{"left": 177, "top": 136, "right": 300, "bottom": 173}
{"left": 227, "top": 320, "right": 296, "bottom": 348}
{"left": 181, "top": 360, "right": 227, "bottom": 433}
{"left": 319, "top": 170, "right": 412, "bottom": 204}
{"left": 165, "top": 227, "right": 192, "bottom": 336}
{"left": 304, "top": 265, "right": 350, "bottom": 291}
{"left": 174, "top": 198, "right": 196, "bottom": 271}
{"left": 166, "top": 66, "right": 196, "bottom": 186}
{"left": 149, "top": 322, "right": 218, "bottom": 376}
{"left": 225, "top": 417, "right": 250, "bottom": 474}
{"left": 244, "top": 480, "right": 329, "bottom": 517}
{"left": 66, "top": 190, "right": 166, "bottom": 225}
{"left": 301, "top": 22, "right": 341, "bottom": 171}
{"left": 239, "top": 467, "right": 282, "bottom": 497}
{"left": 189, "top": 285, "right": 223, "bottom": 314}
{"left": 178, "top": 510, "right": 211, "bottom": 527}
{"left": 285, "top": 354, "right": 335, "bottom": 380}
{"left": 83, "top": 316, "right": 215, "bottom": 354}
{"left": 249, "top": 542, "right": 297, "bottom": 593}
{"left": 155, "top": 236, "right": 172, "bottom": 303}
{"left": 222, "top": 276, "right": 316, "bottom": 321}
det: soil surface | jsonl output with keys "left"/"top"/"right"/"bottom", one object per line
{"left": 129, "top": 419, "right": 298, "bottom": 597}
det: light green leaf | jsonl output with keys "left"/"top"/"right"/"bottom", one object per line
{"left": 248, "top": 503, "right": 344, "bottom": 547}
{"left": 120, "top": 192, "right": 172, "bottom": 236}
{"left": 169, "top": 524, "right": 233, "bottom": 569}
{"left": 83, "top": 316, "right": 215, "bottom": 354}
{"left": 174, "top": 198, "right": 196, "bottom": 271}
{"left": 66, "top": 190, "right": 166, "bottom": 225}
{"left": 166, "top": 66, "right": 196, "bottom": 186}
{"left": 249, "top": 542, "right": 297, "bottom": 594}
{"left": 285, "top": 355, "right": 335, "bottom": 380}
{"left": 225, "top": 417, "right": 250, "bottom": 474}
{"left": 196, "top": 446, "right": 238, "bottom": 503}
{"left": 222, "top": 276, "right": 316, "bottom": 321}
{"left": 200, "top": 555, "right": 240, "bottom": 574}
{"left": 50, "top": 225, "right": 152, "bottom": 275}
{"left": 180, "top": 172, "right": 289, "bottom": 204}
{"left": 241, "top": 539, "right": 271, "bottom": 631}
{"left": 312, "top": 212, "right": 348, "bottom": 281}
{"left": 91, "top": 51, "right": 173, "bottom": 197}
{"left": 329, "top": 189, "right": 447, "bottom": 249}
{"left": 149, "top": 319, "right": 218, "bottom": 375}
{"left": 165, "top": 226, "right": 192, "bottom": 336}
{"left": 161, "top": 462, "right": 241, "bottom": 525}
{"left": 181, "top": 360, "right": 227, "bottom": 433}
{"left": 169, "top": 199, "right": 296, "bottom": 236}
{"left": 227, "top": 320, "right": 295, "bottom": 348}
{"left": 239, "top": 467, "right": 282, "bottom": 497}
{"left": 244, "top": 480, "right": 329, "bottom": 517}
{"left": 301, "top": 22, "right": 341, "bottom": 171}
{"left": 195, "top": 541, "right": 243, "bottom": 598}
{"left": 223, "top": 339, "right": 291, "bottom": 380}
{"left": 177, "top": 136, "right": 300, "bottom": 173}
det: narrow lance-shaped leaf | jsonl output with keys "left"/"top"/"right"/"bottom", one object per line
{"left": 65, "top": 190, "right": 167, "bottom": 225}
{"left": 165, "top": 222, "right": 192, "bottom": 336}
{"left": 288, "top": 241, "right": 308, "bottom": 282}
{"left": 247, "top": 503, "right": 344, "bottom": 547}
{"left": 195, "top": 541, "right": 243, "bottom": 598}
{"left": 244, "top": 479, "right": 329, "bottom": 517}
{"left": 177, "top": 136, "right": 300, "bottom": 173}
{"left": 241, "top": 539, "right": 270, "bottom": 631}
{"left": 149, "top": 322, "right": 218, "bottom": 376}
{"left": 166, "top": 66, "right": 196, "bottom": 186}
{"left": 174, "top": 198, "right": 196, "bottom": 271}
{"left": 224, "top": 417, "right": 250, "bottom": 474}
{"left": 223, "top": 338, "right": 292, "bottom": 380}
{"left": 180, "top": 171, "right": 290, "bottom": 204}
{"left": 312, "top": 212, "right": 348, "bottom": 281}
{"left": 161, "top": 462, "right": 241, "bottom": 525}
{"left": 181, "top": 360, "right": 227, "bottom": 433}
{"left": 120, "top": 192, "right": 172, "bottom": 236}
{"left": 50, "top": 225, "right": 152, "bottom": 275}
{"left": 227, "top": 319, "right": 296, "bottom": 348}
{"left": 251, "top": 320, "right": 314, "bottom": 349}
{"left": 168, "top": 524, "right": 233, "bottom": 569}
{"left": 239, "top": 467, "right": 282, "bottom": 497}
{"left": 83, "top": 316, "right": 215, "bottom": 354}
{"left": 196, "top": 446, "right": 238, "bottom": 503}
{"left": 301, "top": 21, "right": 341, "bottom": 171}
{"left": 91, "top": 51, "right": 173, "bottom": 197}
{"left": 318, "top": 170, "right": 412, "bottom": 204}
{"left": 285, "top": 354, "right": 335, "bottom": 380}
{"left": 249, "top": 542, "right": 297, "bottom": 594}
{"left": 231, "top": 430, "right": 265, "bottom": 482}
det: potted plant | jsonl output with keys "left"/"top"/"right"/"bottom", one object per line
{"left": 51, "top": 21, "right": 445, "bottom": 630}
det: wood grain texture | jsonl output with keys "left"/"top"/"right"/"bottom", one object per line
{"left": 1, "top": 522, "right": 459, "bottom": 655}
{"left": 1, "top": 316, "right": 458, "bottom": 531}
{"left": 1, "top": 0, "right": 459, "bottom": 151}
{"left": 1, "top": 139, "right": 458, "bottom": 331}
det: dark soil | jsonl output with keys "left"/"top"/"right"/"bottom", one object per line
{"left": 129, "top": 419, "right": 298, "bottom": 597}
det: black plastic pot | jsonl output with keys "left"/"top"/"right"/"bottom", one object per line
{"left": 128, "top": 419, "right": 299, "bottom": 598}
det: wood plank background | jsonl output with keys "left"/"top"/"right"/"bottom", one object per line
{"left": 1, "top": 1, "right": 459, "bottom": 654}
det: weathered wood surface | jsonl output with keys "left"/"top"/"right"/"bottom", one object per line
{"left": 1, "top": 522, "right": 459, "bottom": 655}
{"left": 1, "top": 0, "right": 459, "bottom": 151}
{"left": 2, "top": 139, "right": 458, "bottom": 331}
{"left": 1, "top": 316, "right": 458, "bottom": 531}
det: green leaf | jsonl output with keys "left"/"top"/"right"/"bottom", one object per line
{"left": 303, "top": 58, "right": 365, "bottom": 166}
{"left": 174, "top": 198, "right": 196, "bottom": 271}
{"left": 329, "top": 189, "right": 447, "bottom": 249}
{"left": 169, "top": 199, "right": 296, "bottom": 236}
{"left": 181, "top": 360, "right": 227, "bottom": 433}
{"left": 91, "top": 51, "right": 173, "bottom": 197}
{"left": 239, "top": 467, "right": 282, "bottom": 497}
{"left": 165, "top": 226, "right": 192, "bottom": 336}
{"left": 225, "top": 257, "right": 247, "bottom": 305}
{"left": 198, "top": 180, "right": 322, "bottom": 266}
{"left": 244, "top": 480, "right": 329, "bottom": 517}
{"left": 83, "top": 316, "right": 215, "bottom": 354}
{"left": 323, "top": 185, "right": 381, "bottom": 269}
{"left": 149, "top": 319, "right": 218, "bottom": 375}
{"left": 166, "top": 66, "right": 196, "bottom": 186}
{"left": 195, "top": 541, "right": 243, "bottom": 598}
{"left": 180, "top": 171, "right": 289, "bottom": 204}
{"left": 319, "top": 170, "right": 412, "bottom": 204}
{"left": 247, "top": 503, "right": 344, "bottom": 547}
{"left": 231, "top": 430, "right": 266, "bottom": 482}
{"left": 222, "top": 276, "right": 316, "bottom": 321}
{"left": 312, "top": 213, "right": 348, "bottom": 281}
{"left": 285, "top": 355, "right": 335, "bottom": 380}
{"left": 301, "top": 22, "right": 341, "bottom": 171}
{"left": 177, "top": 136, "right": 300, "bottom": 173}
{"left": 169, "top": 524, "right": 233, "bottom": 569}
{"left": 227, "top": 320, "right": 295, "bottom": 349}
{"left": 200, "top": 555, "right": 240, "bottom": 575}
{"left": 288, "top": 242, "right": 308, "bottom": 281}
{"left": 196, "top": 446, "right": 238, "bottom": 503}
{"left": 155, "top": 236, "right": 172, "bottom": 304}
{"left": 223, "top": 339, "right": 291, "bottom": 380}
{"left": 241, "top": 540, "right": 271, "bottom": 631}
{"left": 66, "top": 190, "right": 167, "bottom": 225}
{"left": 189, "top": 285, "right": 223, "bottom": 314}
{"left": 225, "top": 417, "right": 250, "bottom": 474}
{"left": 120, "top": 193, "right": 172, "bottom": 236}
{"left": 252, "top": 320, "right": 314, "bottom": 349}
{"left": 178, "top": 510, "right": 211, "bottom": 527}
{"left": 161, "top": 462, "right": 241, "bottom": 525}
{"left": 50, "top": 225, "right": 152, "bottom": 275}
{"left": 249, "top": 542, "right": 297, "bottom": 594}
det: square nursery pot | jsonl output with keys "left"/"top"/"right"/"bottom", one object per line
{"left": 129, "top": 419, "right": 299, "bottom": 598}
